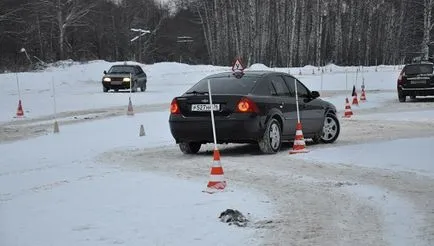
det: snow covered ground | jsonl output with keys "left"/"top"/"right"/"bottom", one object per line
{"left": 0, "top": 111, "right": 272, "bottom": 245}
{"left": 1, "top": 60, "right": 434, "bottom": 246}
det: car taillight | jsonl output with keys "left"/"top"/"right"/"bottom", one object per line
{"left": 235, "top": 97, "right": 259, "bottom": 113}
{"left": 397, "top": 71, "right": 405, "bottom": 85}
{"left": 170, "top": 99, "right": 180, "bottom": 114}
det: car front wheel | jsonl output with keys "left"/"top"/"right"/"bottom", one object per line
{"left": 258, "top": 118, "right": 281, "bottom": 154}
{"left": 313, "top": 113, "right": 340, "bottom": 144}
{"left": 179, "top": 142, "right": 201, "bottom": 154}
{"left": 131, "top": 81, "right": 138, "bottom": 92}
{"left": 398, "top": 90, "right": 406, "bottom": 102}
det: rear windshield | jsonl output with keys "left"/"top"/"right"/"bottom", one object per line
{"left": 404, "top": 64, "right": 433, "bottom": 75}
{"left": 186, "top": 75, "right": 260, "bottom": 94}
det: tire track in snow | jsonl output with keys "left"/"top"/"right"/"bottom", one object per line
{"left": 96, "top": 118, "right": 434, "bottom": 245}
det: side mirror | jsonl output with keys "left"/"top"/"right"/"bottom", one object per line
{"left": 103, "top": 70, "right": 107, "bottom": 74}
{"left": 311, "top": 91, "right": 320, "bottom": 98}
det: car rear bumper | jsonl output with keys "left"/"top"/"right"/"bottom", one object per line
{"left": 169, "top": 115, "right": 266, "bottom": 144}
{"left": 398, "top": 86, "right": 434, "bottom": 96}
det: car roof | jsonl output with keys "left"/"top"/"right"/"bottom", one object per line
{"left": 405, "top": 61, "right": 433, "bottom": 66}
{"left": 110, "top": 64, "right": 138, "bottom": 67}
{"left": 204, "top": 70, "right": 288, "bottom": 78}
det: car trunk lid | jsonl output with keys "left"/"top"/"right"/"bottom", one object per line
{"left": 176, "top": 95, "right": 246, "bottom": 117}
{"left": 401, "top": 64, "right": 434, "bottom": 88}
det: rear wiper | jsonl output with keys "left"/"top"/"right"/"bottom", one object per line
{"left": 186, "top": 90, "right": 209, "bottom": 95}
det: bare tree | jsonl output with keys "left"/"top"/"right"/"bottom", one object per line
{"left": 35, "top": 0, "right": 96, "bottom": 60}
{"left": 422, "top": 0, "right": 434, "bottom": 59}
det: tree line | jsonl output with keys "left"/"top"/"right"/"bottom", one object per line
{"left": 0, "top": 0, "right": 432, "bottom": 72}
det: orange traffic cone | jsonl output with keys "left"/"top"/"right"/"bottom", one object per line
{"left": 351, "top": 85, "right": 359, "bottom": 106}
{"left": 16, "top": 99, "right": 24, "bottom": 117}
{"left": 343, "top": 97, "right": 353, "bottom": 118}
{"left": 289, "top": 122, "right": 309, "bottom": 154}
{"left": 352, "top": 94, "right": 359, "bottom": 106}
{"left": 360, "top": 88, "right": 367, "bottom": 102}
{"left": 127, "top": 97, "right": 134, "bottom": 116}
{"left": 204, "top": 149, "right": 226, "bottom": 193}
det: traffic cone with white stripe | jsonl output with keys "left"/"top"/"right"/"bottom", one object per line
{"left": 127, "top": 97, "right": 134, "bottom": 116}
{"left": 204, "top": 149, "right": 226, "bottom": 193}
{"left": 360, "top": 88, "right": 367, "bottom": 102}
{"left": 351, "top": 85, "right": 359, "bottom": 106}
{"left": 352, "top": 94, "right": 359, "bottom": 106}
{"left": 53, "top": 120, "right": 59, "bottom": 133}
{"left": 343, "top": 97, "right": 353, "bottom": 118}
{"left": 289, "top": 122, "right": 309, "bottom": 154}
{"left": 15, "top": 99, "right": 24, "bottom": 118}
{"left": 139, "top": 124, "right": 145, "bottom": 136}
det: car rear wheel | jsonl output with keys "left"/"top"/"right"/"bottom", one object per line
{"left": 103, "top": 86, "right": 109, "bottom": 92}
{"left": 258, "top": 118, "right": 281, "bottom": 154}
{"left": 179, "top": 142, "right": 201, "bottom": 154}
{"left": 313, "top": 113, "right": 340, "bottom": 144}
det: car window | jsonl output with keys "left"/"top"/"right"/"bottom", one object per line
{"left": 295, "top": 80, "right": 310, "bottom": 98}
{"left": 403, "top": 64, "right": 433, "bottom": 75}
{"left": 136, "top": 66, "right": 145, "bottom": 74}
{"left": 282, "top": 75, "right": 296, "bottom": 96}
{"left": 270, "top": 75, "right": 291, "bottom": 96}
{"left": 186, "top": 74, "right": 260, "bottom": 94}
{"left": 253, "top": 79, "right": 277, "bottom": 96}
{"left": 108, "top": 66, "right": 135, "bottom": 74}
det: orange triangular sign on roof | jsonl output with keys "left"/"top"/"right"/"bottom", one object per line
{"left": 232, "top": 58, "right": 244, "bottom": 72}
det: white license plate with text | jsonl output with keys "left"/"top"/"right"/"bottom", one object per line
{"left": 410, "top": 80, "right": 426, "bottom": 84}
{"left": 191, "top": 104, "right": 220, "bottom": 112}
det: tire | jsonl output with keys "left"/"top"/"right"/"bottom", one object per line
{"left": 398, "top": 91, "right": 406, "bottom": 102}
{"left": 179, "top": 142, "right": 201, "bottom": 154}
{"left": 140, "top": 82, "right": 146, "bottom": 92}
{"left": 129, "top": 80, "right": 137, "bottom": 93}
{"left": 103, "top": 86, "right": 109, "bottom": 92}
{"left": 258, "top": 118, "right": 281, "bottom": 154}
{"left": 313, "top": 113, "right": 340, "bottom": 144}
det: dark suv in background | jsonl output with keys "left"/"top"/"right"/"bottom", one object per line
{"left": 397, "top": 61, "right": 434, "bottom": 102}
{"left": 102, "top": 64, "right": 147, "bottom": 92}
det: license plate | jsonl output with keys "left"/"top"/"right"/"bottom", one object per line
{"left": 410, "top": 80, "right": 426, "bottom": 84}
{"left": 191, "top": 104, "right": 220, "bottom": 111}
{"left": 111, "top": 81, "right": 122, "bottom": 85}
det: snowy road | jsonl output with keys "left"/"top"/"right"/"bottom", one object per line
{"left": 99, "top": 118, "right": 434, "bottom": 246}
{"left": 2, "top": 89, "right": 434, "bottom": 245}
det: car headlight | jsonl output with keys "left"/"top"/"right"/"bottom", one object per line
{"left": 103, "top": 77, "right": 111, "bottom": 82}
{"left": 123, "top": 77, "right": 131, "bottom": 82}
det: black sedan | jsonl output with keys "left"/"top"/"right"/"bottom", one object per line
{"left": 168, "top": 70, "right": 340, "bottom": 154}
{"left": 102, "top": 64, "right": 147, "bottom": 92}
